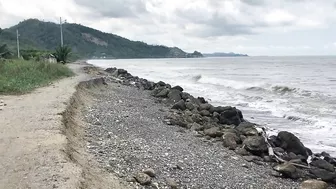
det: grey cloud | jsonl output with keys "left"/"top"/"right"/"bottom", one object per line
{"left": 73, "top": 0, "right": 147, "bottom": 18}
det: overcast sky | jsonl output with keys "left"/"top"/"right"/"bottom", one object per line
{"left": 1, "top": 0, "right": 336, "bottom": 56}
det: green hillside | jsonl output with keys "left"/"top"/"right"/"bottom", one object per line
{"left": 0, "top": 19, "right": 202, "bottom": 59}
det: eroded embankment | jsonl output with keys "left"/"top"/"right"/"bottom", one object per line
{"left": 62, "top": 76, "right": 131, "bottom": 189}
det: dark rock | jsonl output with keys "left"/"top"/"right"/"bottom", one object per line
{"left": 157, "top": 81, "right": 166, "bottom": 86}
{"left": 208, "top": 105, "right": 215, "bottom": 113}
{"left": 222, "top": 131, "right": 241, "bottom": 142}
{"left": 243, "top": 136, "right": 268, "bottom": 155}
{"left": 143, "top": 168, "right": 156, "bottom": 177}
{"left": 273, "top": 147, "right": 285, "bottom": 154}
{"left": 181, "top": 92, "right": 191, "bottom": 100}
{"left": 105, "top": 67, "right": 117, "bottom": 73}
{"left": 169, "top": 115, "right": 188, "bottom": 128}
{"left": 185, "top": 102, "right": 195, "bottom": 111}
{"left": 219, "top": 107, "right": 242, "bottom": 126}
{"left": 190, "top": 123, "right": 204, "bottom": 131}
{"left": 200, "top": 110, "right": 211, "bottom": 117}
{"left": 274, "top": 163, "right": 299, "bottom": 179}
{"left": 172, "top": 85, "right": 184, "bottom": 92}
{"left": 235, "top": 122, "right": 259, "bottom": 136}
{"left": 306, "top": 147, "right": 313, "bottom": 156}
{"left": 277, "top": 131, "right": 308, "bottom": 158}
{"left": 263, "top": 156, "right": 272, "bottom": 162}
{"left": 165, "top": 84, "right": 171, "bottom": 89}
{"left": 240, "top": 135, "right": 247, "bottom": 142}
{"left": 222, "top": 133, "right": 238, "bottom": 150}
{"left": 213, "top": 112, "right": 220, "bottom": 119}
{"left": 199, "top": 103, "right": 212, "bottom": 111}
{"left": 151, "top": 87, "right": 165, "bottom": 97}
{"left": 311, "top": 159, "right": 335, "bottom": 172}
{"left": 172, "top": 100, "right": 186, "bottom": 111}
{"left": 197, "top": 97, "right": 207, "bottom": 104}
{"left": 135, "top": 173, "right": 151, "bottom": 185}
{"left": 213, "top": 106, "right": 230, "bottom": 113}
{"left": 310, "top": 168, "right": 336, "bottom": 182}
{"left": 300, "top": 179, "right": 328, "bottom": 189}
{"left": 268, "top": 135, "right": 281, "bottom": 147}
{"left": 156, "top": 88, "right": 170, "bottom": 98}
{"left": 166, "top": 178, "right": 178, "bottom": 189}
{"left": 288, "top": 152, "right": 298, "bottom": 160}
{"left": 235, "top": 147, "right": 249, "bottom": 156}
{"left": 167, "top": 89, "right": 182, "bottom": 103}
{"left": 321, "top": 151, "right": 331, "bottom": 158}
{"left": 204, "top": 127, "right": 221, "bottom": 138}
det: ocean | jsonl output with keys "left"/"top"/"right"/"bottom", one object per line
{"left": 89, "top": 56, "right": 336, "bottom": 156}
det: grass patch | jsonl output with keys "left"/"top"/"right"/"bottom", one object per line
{"left": 0, "top": 60, "right": 74, "bottom": 94}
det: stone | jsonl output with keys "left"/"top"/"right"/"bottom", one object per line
{"left": 185, "top": 102, "right": 195, "bottom": 111}
{"left": 222, "top": 132, "right": 240, "bottom": 143}
{"left": 213, "top": 112, "right": 220, "bottom": 118}
{"left": 204, "top": 127, "right": 221, "bottom": 138}
{"left": 190, "top": 123, "right": 204, "bottom": 131}
{"left": 191, "top": 114, "right": 203, "bottom": 123}
{"left": 197, "top": 97, "right": 207, "bottom": 104}
{"left": 274, "top": 163, "right": 299, "bottom": 179}
{"left": 135, "top": 173, "right": 151, "bottom": 185}
{"left": 277, "top": 131, "right": 308, "bottom": 157}
{"left": 170, "top": 116, "right": 188, "bottom": 128}
{"left": 300, "top": 179, "right": 328, "bottom": 189}
{"left": 200, "top": 110, "right": 211, "bottom": 117}
{"left": 242, "top": 164, "right": 250, "bottom": 168}
{"left": 172, "top": 100, "right": 186, "bottom": 111}
{"left": 126, "top": 176, "right": 136, "bottom": 182}
{"left": 273, "top": 147, "right": 285, "bottom": 154}
{"left": 213, "top": 106, "right": 230, "bottom": 113}
{"left": 172, "top": 85, "right": 184, "bottom": 92}
{"left": 143, "top": 168, "right": 156, "bottom": 177}
{"left": 235, "top": 122, "right": 259, "bottom": 136}
{"left": 157, "top": 81, "right": 166, "bottom": 86}
{"left": 199, "top": 103, "right": 212, "bottom": 111}
{"left": 310, "top": 168, "right": 336, "bottom": 182}
{"left": 263, "top": 156, "right": 272, "bottom": 162}
{"left": 167, "top": 89, "right": 182, "bottom": 103}
{"left": 166, "top": 178, "right": 178, "bottom": 189}
{"left": 222, "top": 133, "right": 238, "bottom": 150}
{"left": 311, "top": 159, "right": 335, "bottom": 172}
{"left": 243, "top": 136, "right": 268, "bottom": 155}
{"left": 235, "top": 147, "right": 249, "bottom": 156}
{"left": 288, "top": 152, "right": 298, "bottom": 160}
{"left": 219, "top": 107, "right": 243, "bottom": 126}
{"left": 244, "top": 155, "right": 263, "bottom": 162}
{"left": 156, "top": 88, "right": 170, "bottom": 98}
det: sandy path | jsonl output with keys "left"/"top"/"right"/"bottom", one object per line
{"left": 0, "top": 63, "right": 87, "bottom": 189}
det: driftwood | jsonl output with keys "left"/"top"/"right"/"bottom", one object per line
{"left": 256, "top": 125, "right": 311, "bottom": 169}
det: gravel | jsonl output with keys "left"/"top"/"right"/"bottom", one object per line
{"left": 83, "top": 80, "right": 302, "bottom": 189}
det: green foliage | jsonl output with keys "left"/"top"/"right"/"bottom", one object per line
{"left": 0, "top": 44, "right": 12, "bottom": 59}
{"left": 21, "top": 49, "right": 51, "bottom": 61}
{"left": 0, "top": 60, "right": 74, "bottom": 94}
{"left": 53, "top": 46, "right": 71, "bottom": 63}
{"left": 1, "top": 19, "right": 200, "bottom": 59}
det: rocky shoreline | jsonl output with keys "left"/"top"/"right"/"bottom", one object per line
{"left": 83, "top": 66, "right": 336, "bottom": 189}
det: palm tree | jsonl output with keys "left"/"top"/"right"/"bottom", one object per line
{"left": 53, "top": 46, "right": 71, "bottom": 64}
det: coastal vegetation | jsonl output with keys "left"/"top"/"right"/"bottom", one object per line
{"left": 0, "top": 59, "right": 74, "bottom": 94}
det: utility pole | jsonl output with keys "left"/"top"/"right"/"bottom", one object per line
{"left": 16, "top": 29, "right": 20, "bottom": 58}
{"left": 60, "top": 17, "right": 64, "bottom": 47}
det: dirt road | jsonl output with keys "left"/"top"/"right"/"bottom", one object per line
{"left": 0, "top": 64, "right": 86, "bottom": 189}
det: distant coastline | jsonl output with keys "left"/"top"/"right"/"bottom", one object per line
{"left": 203, "top": 52, "right": 248, "bottom": 57}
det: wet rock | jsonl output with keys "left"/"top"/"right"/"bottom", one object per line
{"left": 274, "top": 163, "right": 299, "bottom": 179}
{"left": 135, "top": 172, "right": 151, "bottom": 185}
{"left": 222, "top": 133, "right": 238, "bottom": 150}
{"left": 172, "top": 100, "right": 186, "bottom": 111}
{"left": 167, "top": 89, "right": 182, "bottom": 103}
{"left": 235, "top": 122, "right": 259, "bottom": 136}
{"left": 166, "top": 178, "right": 178, "bottom": 189}
{"left": 310, "top": 168, "right": 336, "bottom": 182}
{"left": 243, "top": 136, "right": 268, "bottom": 155}
{"left": 204, "top": 127, "right": 221, "bottom": 138}
{"left": 172, "top": 85, "right": 184, "bottom": 92}
{"left": 235, "top": 147, "right": 249, "bottom": 156}
{"left": 143, "top": 168, "right": 156, "bottom": 177}
{"left": 300, "top": 179, "right": 328, "bottom": 189}
{"left": 157, "top": 81, "right": 166, "bottom": 86}
{"left": 200, "top": 110, "right": 211, "bottom": 117}
{"left": 277, "top": 131, "right": 308, "bottom": 158}
{"left": 156, "top": 88, "right": 170, "bottom": 98}
{"left": 219, "top": 107, "right": 242, "bottom": 126}
{"left": 181, "top": 92, "right": 191, "bottom": 100}
{"left": 311, "top": 159, "right": 335, "bottom": 172}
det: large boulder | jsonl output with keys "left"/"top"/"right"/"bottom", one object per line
{"left": 156, "top": 88, "right": 170, "bottom": 98}
{"left": 199, "top": 103, "right": 212, "bottom": 111}
{"left": 300, "top": 179, "right": 328, "bottom": 189}
{"left": 200, "top": 110, "right": 211, "bottom": 117}
{"left": 172, "top": 85, "right": 184, "bottom": 92}
{"left": 218, "top": 107, "right": 243, "bottom": 126}
{"left": 222, "top": 132, "right": 239, "bottom": 150}
{"left": 172, "top": 100, "right": 186, "bottom": 111}
{"left": 185, "top": 102, "right": 195, "bottom": 111}
{"left": 311, "top": 159, "right": 335, "bottom": 172}
{"left": 167, "top": 89, "right": 182, "bottom": 103}
{"left": 310, "top": 168, "right": 336, "bottom": 182}
{"left": 243, "top": 136, "right": 268, "bottom": 155}
{"left": 277, "top": 131, "right": 308, "bottom": 157}
{"left": 235, "top": 122, "right": 259, "bottom": 136}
